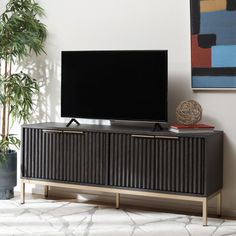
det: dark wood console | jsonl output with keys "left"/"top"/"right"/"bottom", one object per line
{"left": 21, "top": 122, "right": 223, "bottom": 225}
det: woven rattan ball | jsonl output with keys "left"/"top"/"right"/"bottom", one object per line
{"left": 176, "top": 100, "right": 202, "bottom": 125}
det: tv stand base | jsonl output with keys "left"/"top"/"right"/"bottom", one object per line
{"left": 20, "top": 179, "right": 222, "bottom": 226}
{"left": 66, "top": 119, "right": 80, "bottom": 127}
{"left": 152, "top": 123, "right": 163, "bottom": 131}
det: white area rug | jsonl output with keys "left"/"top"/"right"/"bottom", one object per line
{"left": 0, "top": 198, "right": 236, "bottom": 236}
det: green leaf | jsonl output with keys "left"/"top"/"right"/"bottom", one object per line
{"left": 0, "top": 0, "right": 47, "bottom": 163}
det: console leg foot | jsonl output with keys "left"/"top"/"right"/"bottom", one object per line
{"left": 116, "top": 193, "right": 120, "bottom": 209}
{"left": 217, "top": 191, "right": 222, "bottom": 217}
{"left": 203, "top": 198, "right": 208, "bottom": 226}
{"left": 20, "top": 180, "right": 25, "bottom": 204}
{"left": 44, "top": 185, "right": 49, "bottom": 198}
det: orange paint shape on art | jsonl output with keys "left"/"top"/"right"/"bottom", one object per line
{"left": 200, "top": 0, "right": 226, "bottom": 13}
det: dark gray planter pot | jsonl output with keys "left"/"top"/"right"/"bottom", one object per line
{"left": 0, "top": 150, "right": 17, "bottom": 199}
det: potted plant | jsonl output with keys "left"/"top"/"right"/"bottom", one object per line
{"left": 0, "top": 0, "right": 47, "bottom": 199}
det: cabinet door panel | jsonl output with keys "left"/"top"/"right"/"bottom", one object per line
{"left": 155, "top": 138, "right": 179, "bottom": 192}
{"left": 22, "top": 128, "right": 43, "bottom": 179}
{"left": 131, "top": 136, "right": 156, "bottom": 189}
{"left": 22, "top": 129, "right": 109, "bottom": 185}
{"left": 109, "top": 133, "right": 132, "bottom": 187}
{"left": 176, "top": 137, "right": 205, "bottom": 194}
{"left": 109, "top": 134, "right": 205, "bottom": 194}
{"left": 22, "top": 128, "right": 63, "bottom": 180}
{"left": 63, "top": 132, "right": 84, "bottom": 182}
{"left": 64, "top": 131, "right": 109, "bottom": 185}
{"left": 42, "top": 131, "right": 63, "bottom": 180}
{"left": 109, "top": 134, "right": 155, "bottom": 189}
{"left": 154, "top": 137, "right": 205, "bottom": 194}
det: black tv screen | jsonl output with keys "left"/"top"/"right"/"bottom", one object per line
{"left": 61, "top": 50, "right": 168, "bottom": 122}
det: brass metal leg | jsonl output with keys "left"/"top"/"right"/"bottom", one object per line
{"left": 20, "top": 180, "right": 25, "bottom": 204}
{"left": 44, "top": 185, "right": 49, "bottom": 198}
{"left": 116, "top": 193, "right": 120, "bottom": 209}
{"left": 216, "top": 191, "right": 222, "bottom": 217}
{"left": 202, "top": 198, "right": 208, "bottom": 226}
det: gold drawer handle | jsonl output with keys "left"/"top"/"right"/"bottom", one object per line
{"left": 131, "top": 134, "right": 179, "bottom": 140}
{"left": 155, "top": 136, "right": 179, "bottom": 140}
{"left": 131, "top": 135, "right": 155, "bottom": 139}
{"left": 63, "top": 131, "right": 84, "bottom": 134}
{"left": 42, "top": 129, "right": 63, "bottom": 133}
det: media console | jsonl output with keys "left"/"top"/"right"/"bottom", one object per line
{"left": 21, "top": 122, "right": 223, "bottom": 226}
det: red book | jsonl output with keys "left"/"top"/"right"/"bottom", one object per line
{"left": 169, "top": 123, "right": 215, "bottom": 133}
{"left": 170, "top": 123, "right": 215, "bottom": 129}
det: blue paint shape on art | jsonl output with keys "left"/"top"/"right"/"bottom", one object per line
{"left": 200, "top": 10, "right": 236, "bottom": 45}
{"left": 212, "top": 45, "right": 236, "bottom": 67}
{"left": 192, "top": 76, "right": 236, "bottom": 88}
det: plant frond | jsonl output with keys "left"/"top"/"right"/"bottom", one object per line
{"left": 0, "top": 0, "right": 47, "bottom": 162}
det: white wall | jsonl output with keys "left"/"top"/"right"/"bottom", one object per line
{"left": 35, "top": 0, "right": 193, "bottom": 124}
{"left": 1, "top": 0, "right": 236, "bottom": 215}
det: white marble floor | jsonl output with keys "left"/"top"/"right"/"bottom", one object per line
{"left": 0, "top": 196, "right": 236, "bottom": 236}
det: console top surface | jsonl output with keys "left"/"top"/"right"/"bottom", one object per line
{"left": 22, "top": 122, "right": 222, "bottom": 138}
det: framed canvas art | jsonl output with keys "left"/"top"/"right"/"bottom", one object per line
{"left": 190, "top": 0, "right": 236, "bottom": 89}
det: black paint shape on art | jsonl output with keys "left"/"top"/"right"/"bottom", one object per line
{"left": 190, "top": 0, "right": 200, "bottom": 35}
{"left": 227, "top": 0, "right": 236, "bottom": 10}
{"left": 192, "top": 67, "right": 236, "bottom": 76}
{"left": 198, "top": 34, "right": 216, "bottom": 48}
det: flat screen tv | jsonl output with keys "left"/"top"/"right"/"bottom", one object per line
{"left": 61, "top": 50, "right": 168, "bottom": 123}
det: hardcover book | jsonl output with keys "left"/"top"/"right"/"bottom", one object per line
{"left": 169, "top": 123, "right": 215, "bottom": 133}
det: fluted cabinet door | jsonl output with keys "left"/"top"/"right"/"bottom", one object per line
{"left": 108, "top": 134, "right": 205, "bottom": 194}
{"left": 154, "top": 138, "right": 178, "bottom": 192}
{"left": 61, "top": 132, "right": 85, "bottom": 183}
{"left": 22, "top": 128, "right": 109, "bottom": 185}
{"left": 22, "top": 128, "right": 44, "bottom": 179}
{"left": 109, "top": 134, "right": 156, "bottom": 189}
{"left": 42, "top": 131, "right": 63, "bottom": 181}
{"left": 109, "top": 133, "right": 132, "bottom": 187}
{"left": 68, "top": 131, "right": 109, "bottom": 185}
{"left": 22, "top": 129, "right": 65, "bottom": 180}
{"left": 154, "top": 137, "right": 205, "bottom": 194}
{"left": 130, "top": 136, "right": 180, "bottom": 191}
{"left": 130, "top": 136, "right": 155, "bottom": 189}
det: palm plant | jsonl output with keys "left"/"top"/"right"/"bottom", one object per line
{"left": 0, "top": 0, "right": 47, "bottom": 163}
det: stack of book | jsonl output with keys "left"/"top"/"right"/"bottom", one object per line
{"left": 169, "top": 123, "right": 215, "bottom": 133}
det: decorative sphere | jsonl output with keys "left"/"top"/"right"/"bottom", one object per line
{"left": 176, "top": 100, "right": 202, "bottom": 125}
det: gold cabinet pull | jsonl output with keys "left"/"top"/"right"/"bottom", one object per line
{"left": 155, "top": 135, "right": 179, "bottom": 140}
{"left": 131, "top": 134, "right": 155, "bottom": 139}
{"left": 63, "top": 131, "right": 84, "bottom": 134}
{"left": 131, "top": 134, "right": 179, "bottom": 140}
{"left": 42, "top": 129, "right": 63, "bottom": 133}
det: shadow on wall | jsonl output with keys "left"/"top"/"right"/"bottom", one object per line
{"left": 192, "top": 88, "right": 236, "bottom": 128}
{"left": 18, "top": 53, "right": 61, "bottom": 123}
{"left": 168, "top": 73, "right": 193, "bottom": 123}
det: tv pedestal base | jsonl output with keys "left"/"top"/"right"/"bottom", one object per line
{"left": 66, "top": 118, "right": 80, "bottom": 127}
{"left": 20, "top": 179, "right": 222, "bottom": 226}
{"left": 152, "top": 122, "right": 163, "bottom": 131}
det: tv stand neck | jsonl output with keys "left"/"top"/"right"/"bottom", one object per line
{"left": 152, "top": 123, "right": 163, "bottom": 132}
{"left": 66, "top": 119, "right": 80, "bottom": 127}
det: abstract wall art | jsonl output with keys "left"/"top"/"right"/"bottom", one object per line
{"left": 190, "top": 0, "right": 236, "bottom": 89}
